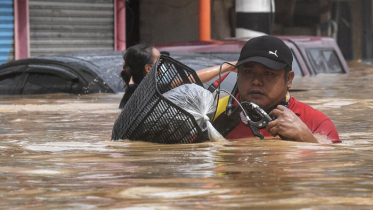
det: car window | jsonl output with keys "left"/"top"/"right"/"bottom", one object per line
{"left": 79, "top": 70, "right": 112, "bottom": 94}
{"left": 306, "top": 49, "right": 344, "bottom": 74}
{"left": 22, "top": 72, "right": 77, "bottom": 94}
{"left": 0, "top": 73, "right": 24, "bottom": 94}
{"left": 22, "top": 64, "right": 79, "bottom": 94}
{"left": 0, "top": 65, "right": 26, "bottom": 94}
{"left": 26, "top": 64, "right": 79, "bottom": 80}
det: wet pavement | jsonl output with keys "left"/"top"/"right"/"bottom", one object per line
{"left": 1, "top": 62, "right": 373, "bottom": 209}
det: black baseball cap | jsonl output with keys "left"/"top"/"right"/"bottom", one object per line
{"left": 236, "top": 35, "right": 293, "bottom": 70}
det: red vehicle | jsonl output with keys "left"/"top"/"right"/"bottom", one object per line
{"left": 155, "top": 36, "right": 350, "bottom": 77}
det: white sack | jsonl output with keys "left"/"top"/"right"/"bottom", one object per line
{"left": 163, "top": 84, "right": 226, "bottom": 142}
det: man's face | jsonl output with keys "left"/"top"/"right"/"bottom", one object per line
{"left": 237, "top": 61, "right": 294, "bottom": 111}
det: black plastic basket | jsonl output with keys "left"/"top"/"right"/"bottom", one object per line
{"left": 111, "top": 55, "right": 209, "bottom": 144}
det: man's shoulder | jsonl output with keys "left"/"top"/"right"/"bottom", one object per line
{"left": 289, "top": 96, "right": 340, "bottom": 143}
{"left": 289, "top": 96, "right": 329, "bottom": 119}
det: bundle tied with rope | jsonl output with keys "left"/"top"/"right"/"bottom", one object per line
{"left": 163, "top": 83, "right": 226, "bottom": 142}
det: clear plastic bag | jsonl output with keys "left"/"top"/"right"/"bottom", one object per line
{"left": 163, "top": 84, "right": 226, "bottom": 142}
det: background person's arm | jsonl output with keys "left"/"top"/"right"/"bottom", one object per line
{"left": 196, "top": 61, "right": 237, "bottom": 83}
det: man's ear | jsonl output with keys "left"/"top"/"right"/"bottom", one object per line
{"left": 287, "top": 71, "right": 295, "bottom": 89}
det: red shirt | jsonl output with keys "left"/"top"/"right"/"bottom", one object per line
{"left": 226, "top": 97, "right": 341, "bottom": 143}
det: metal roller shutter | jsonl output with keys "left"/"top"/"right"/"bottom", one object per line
{"left": 29, "top": 0, "right": 114, "bottom": 56}
{"left": 0, "top": 0, "right": 14, "bottom": 64}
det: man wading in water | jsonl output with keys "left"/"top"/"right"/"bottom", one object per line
{"left": 213, "top": 35, "right": 341, "bottom": 143}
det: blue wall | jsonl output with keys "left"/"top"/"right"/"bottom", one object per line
{"left": 0, "top": 0, "right": 14, "bottom": 65}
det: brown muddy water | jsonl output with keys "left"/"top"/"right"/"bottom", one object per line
{"left": 1, "top": 63, "right": 373, "bottom": 209}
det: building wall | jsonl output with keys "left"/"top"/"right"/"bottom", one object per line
{"left": 139, "top": 0, "right": 234, "bottom": 45}
{"left": 211, "top": 0, "right": 235, "bottom": 40}
{"left": 351, "top": 0, "right": 362, "bottom": 61}
{"left": 139, "top": 0, "right": 199, "bottom": 45}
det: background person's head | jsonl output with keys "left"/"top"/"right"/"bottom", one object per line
{"left": 121, "top": 43, "right": 160, "bottom": 87}
{"left": 236, "top": 35, "right": 294, "bottom": 110}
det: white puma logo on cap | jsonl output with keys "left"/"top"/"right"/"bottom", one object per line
{"left": 269, "top": 50, "right": 278, "bottom": 57}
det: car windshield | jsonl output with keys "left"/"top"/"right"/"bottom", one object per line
{"left": 307, "top": 49, "right": 344, "bottom": 74}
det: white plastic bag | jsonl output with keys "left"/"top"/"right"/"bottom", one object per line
{"left": 163, "top": 84, "right": 226, "bottom": 142}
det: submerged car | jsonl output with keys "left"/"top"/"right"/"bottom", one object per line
{"left": 0, "top": 51, "right": 125, "bottom": 95}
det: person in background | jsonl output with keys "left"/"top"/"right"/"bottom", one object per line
{"left": 119, "top": 43, "right": 236, "bottom": 109}
{"left": 213, "top": 35, "right": 341, "bottom": 143}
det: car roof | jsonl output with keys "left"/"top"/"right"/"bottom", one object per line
{"left": 38, "top": 51, "right": 124, "bottom": 92}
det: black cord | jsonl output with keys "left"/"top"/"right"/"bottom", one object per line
{"left": 211, "top": 61, "right": 235, "bottom": 121}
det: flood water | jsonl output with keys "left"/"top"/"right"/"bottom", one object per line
{"left": 1, "top": 62, "right": 373, "bottom": 209}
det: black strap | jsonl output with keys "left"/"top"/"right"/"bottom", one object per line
{"left": 212, "top": 111, "right": 241, "bottom": 137}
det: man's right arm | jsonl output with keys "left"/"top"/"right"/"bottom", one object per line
{"left": 267, "top": 105, "right": 341, "bottom": 143}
